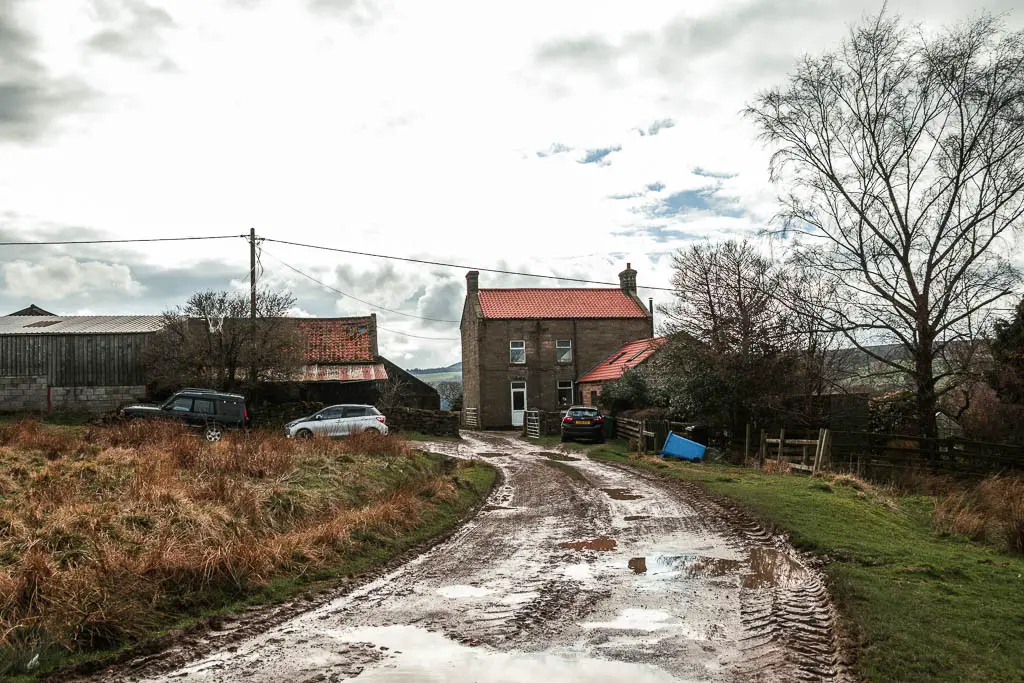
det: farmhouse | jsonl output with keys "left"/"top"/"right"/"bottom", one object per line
{"left": 460, "top": 264, "right": 654, "bottom": 428}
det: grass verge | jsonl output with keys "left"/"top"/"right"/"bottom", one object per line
{"left": 590, "top": 446, "right": 1024, "bottom": 683}
{"left": 0, "top": 421, "right": 495, "bottom": 680}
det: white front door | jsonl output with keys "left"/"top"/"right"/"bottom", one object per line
{"left": 510, "top": 381, "right": 527, "bottom": 427}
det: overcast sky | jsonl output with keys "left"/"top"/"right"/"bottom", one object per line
{"left": 1, "top": 0, "right": 1021, "bottom": 369}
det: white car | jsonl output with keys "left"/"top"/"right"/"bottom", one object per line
{"left": 284, "top": 404, "right": 389, "bottom": 438}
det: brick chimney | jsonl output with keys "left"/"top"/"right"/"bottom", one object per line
{"left": 618, "top": 262, "right": 637, "bottom": 295}
{"left": 466, "top": 270, "right": 479, "bottom": 294}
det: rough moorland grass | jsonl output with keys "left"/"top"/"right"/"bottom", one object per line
{"left": 589, "top": 447, "right": 1024, "bottom": 682}
{"left": 0, "top": 420, "right": 495, "bottom": 679}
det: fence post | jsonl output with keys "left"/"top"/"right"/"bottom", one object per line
{"left": 744, "top": 423, "right": 751, "bottom": 464}
{"left": 777, "top": 428, "right": 786, "bottom": 463}
{"left": 812, "top": 428, "right": 824, "bottom": 474}
{"left": 640, "top": 419, "right": 646, "bottom": 455}
{"left": 759, "top": 429, "right": 767, "bottom": 466}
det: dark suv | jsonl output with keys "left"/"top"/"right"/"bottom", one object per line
{"left": 118, "top": 388, "right": 249, "bottom": 441}
{"left": 560, "top": 406, "right": 605, "bottom": 443}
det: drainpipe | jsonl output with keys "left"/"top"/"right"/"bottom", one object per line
{"left": 649, "top": 298, "right": 655, "bottom": 336}
{"left": 572, "top": 320, "right": 578, "bottom": 408}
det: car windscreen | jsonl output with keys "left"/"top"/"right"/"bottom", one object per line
{"left": 567, "top": 408, "right": 599, "bottom": 418}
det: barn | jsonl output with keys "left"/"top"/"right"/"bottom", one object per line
{"left": 0, "top": 314, "right": 161, "bottom": 413}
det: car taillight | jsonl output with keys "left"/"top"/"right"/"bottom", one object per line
{"left": 594, "top": 416, "right": 603, "bottom": 422}
{"left": 562, "top": 416, "right": 572, "bottom": 423}
{"left": 377, "top": 416, "right": 385, "bottom": 423}
{"left": 243, "top": 408, "right": 248, "bottom": 422}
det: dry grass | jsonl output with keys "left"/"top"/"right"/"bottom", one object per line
{"left": 0, "top": 419, "right": 462, "bottom": 673}
{"left": 933, "top": 475, "right": 1024, "bottom": 554}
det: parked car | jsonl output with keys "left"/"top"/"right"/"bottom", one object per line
{"left": 284, "top": 404, "right": 388, "bottom": 439}
{"left": 118, "top": 388, "right": 249, "bottom": 442}
{"left": 561, "top": 405, "right": 605, "bottom": 443}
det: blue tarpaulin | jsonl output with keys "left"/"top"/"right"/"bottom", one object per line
{"left": 659, "top": 431, "right": 706, "bottom": 462}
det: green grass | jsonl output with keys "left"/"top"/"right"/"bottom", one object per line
{"left": 590, "top": 447, "right": 1024, "bottom": 682}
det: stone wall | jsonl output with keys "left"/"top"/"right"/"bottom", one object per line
{"left": 49, "top": 385, "right": 147, "bottom": 414}
{"left": 0, "top": 376, "right": 47, "bottom": 412}
{"left": 387, "top": 407, "right": 461, "bottom": 437}
{"left": 0, "top": 376, "right": 146, "bottom": 414}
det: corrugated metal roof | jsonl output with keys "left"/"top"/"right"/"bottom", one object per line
{"left": 578, "top": 337, "right": 666, "bottom": 383}
{"left": 296, "top": 363, "right": 389, "bottom": 382}
{"left": 477, "top": 289, "right": 650, "bottom": 319}
{"left": 0, "top": 315, "right": 165, "bottom": 335}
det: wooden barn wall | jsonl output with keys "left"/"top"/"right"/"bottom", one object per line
{"left": 0, "top": 334, "right": 151, "bottom": 386}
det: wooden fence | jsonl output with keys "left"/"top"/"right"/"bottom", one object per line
{"left": 752, "top": 426, "right": 1024, "bottom": 477}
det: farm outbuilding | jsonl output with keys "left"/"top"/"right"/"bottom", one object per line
{"left": 0, "top": 314, "right": 161, "bottom": 413}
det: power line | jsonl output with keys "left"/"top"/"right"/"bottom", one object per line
{"left": 0, "top": 235, "right": 247, "bottom": 246}
{"left": 261, "top": 248, "right": 460, "bottom": 324}
{"left": 376, "top": 325, "right": 459, "bottom": 341}
{"left": 262, "top": 237, "right": 676, "bottom": 292}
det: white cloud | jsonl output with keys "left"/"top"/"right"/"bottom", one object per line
{"left": 1, "top": 0, "right": 1021, "bottom": 367}
{"left": 1, "top": 256, "right": 143, "bottom": 300}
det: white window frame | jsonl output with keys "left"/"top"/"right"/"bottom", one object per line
{"left": 510, "top": 339, "right": 526, "bottom": 364}
{"left": 555, "top": 339, "right": 572, "bottom": 364}
{"left": 557, "top": 380, "right": 574, "bottom": 406}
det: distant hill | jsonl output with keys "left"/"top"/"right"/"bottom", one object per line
{"left": 409, "top": 361, "right": 462, "bottom": 376}
{"left": 408, "top": 361, "right": 462, "bottom": 386}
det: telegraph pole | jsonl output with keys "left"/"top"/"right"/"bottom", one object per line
{"left": 249, "top": 227, "right": 257, "bottom": 323}
{"left": 249, "top": 228, "right": 257, "bottom": 391}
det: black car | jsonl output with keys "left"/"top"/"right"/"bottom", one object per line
{"left": 118, "top": 388, "right": 249, "bottom": 442}
{"left": 561, "top": 406, "right": 605, "bottom": 443}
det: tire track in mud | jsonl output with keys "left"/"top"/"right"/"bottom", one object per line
{"left": 92, "top": 433, "right": 844, "bottom": 682}
{"left": 593, "top": 460, "right": 844, "bottom": 681}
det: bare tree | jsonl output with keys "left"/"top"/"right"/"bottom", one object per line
{"left": 375, "top": 375, "right": 410, "bottom": 415}
{"left": 746, "top": 12, "right": 1024, "bottom": 438}
{"left": 145, "top": 288, "right": 303, "bottom": 394}
{"left": 435, "top": 380, "right": 463, "bottom": 410}
{"left": 658, "top": 240, "right": 796, "bottom": 428}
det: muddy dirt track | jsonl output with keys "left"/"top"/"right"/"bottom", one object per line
{"left": 100, "top": 432, "right": 844, "bottom": 682}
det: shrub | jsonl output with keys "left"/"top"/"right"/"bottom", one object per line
{"left": 934, "top": 475, "right": 1024, "bottom": 554}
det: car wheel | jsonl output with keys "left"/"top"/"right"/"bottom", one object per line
{"left": 595, "top": 435, "right": 605, "bottom": 444}
{"left": 560, "top": 434, "right": 570, "bottom": 443}
{"left": 296, "top": 429, "right": 313, "bottom": 439}
{"left": 204, "top": 424, "right": 223, "bottom": 442}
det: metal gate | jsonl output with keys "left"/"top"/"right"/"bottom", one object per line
{"left": 525, "top": 409, "right": 541, "bottom": 438}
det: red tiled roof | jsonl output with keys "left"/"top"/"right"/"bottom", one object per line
{"left": 578, "top": 337, "right": 666, "bottom": 383}
{"left": 477, "top": 289, "right": 649, "bottom": 319}
{"left": 296, "top": 317, "right": 376, "bottom": 364}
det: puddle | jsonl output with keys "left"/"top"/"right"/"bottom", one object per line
{"left": 624, "top": 515, "right": 649, "bottom": 521}
{"left": 436, "top": 585, "right": 492, "bottom": 599}
{"left": 558, "top": 537, "right": 617, "bottom": 551}
{"left": 583, "top": 609, "right": 679, "bottom": 633}
{"left": 627, "top": 554, "right": 742, "bottom": 580}
{"left": 742, "top": 547, "right": 808, "bottom": 590}
{"left": 482, "top": 505, "right": 514, "bottom": 511}
{"left": 601, "top": 488, "right": 643, "bottom": 501}
{"left": 538, "top": 452, "right": 579, "bottom": 462}
{"left": 330, "top": 625, "right": 680, "bottom": 682}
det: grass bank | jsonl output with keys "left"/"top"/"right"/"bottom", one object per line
{"left": 589, "top": 446, "right": 1024, "bottom": 683}
{"left": 0, "top": 421, "right": 495, "bottom": 679}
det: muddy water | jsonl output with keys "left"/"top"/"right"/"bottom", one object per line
{"left": 118, "top": 432, "right": 842, "bottom": 682}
